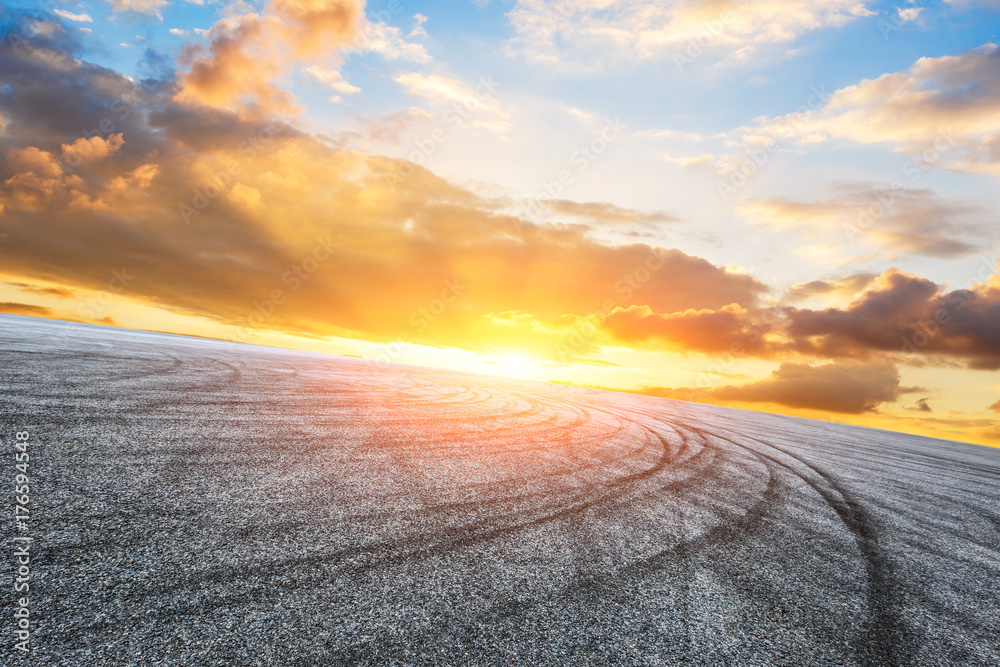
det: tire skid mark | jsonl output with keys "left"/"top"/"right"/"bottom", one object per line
{"left": 108, "top": 425, "right": 682, "bottom": 613}
{"left": 320, "top": 421, "right": 769, "bottom": 664}
{"left": 693, "top": 423, "right": 916, "bottom": 667}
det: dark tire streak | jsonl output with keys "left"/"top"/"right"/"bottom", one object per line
{"left": 691, "top": 422, "right": 916, "bottom": 667}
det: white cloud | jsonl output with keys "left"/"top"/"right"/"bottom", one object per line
{"left": 108, "top": 0, "right": 169, "bottom": 17}
{"left": 354, "top": 21, "right": 431, "bottom": 63}
{"left": 393, "top": 72, "right": 508, "bottom": 132}
{"left": 410, "top": 14, "right": 429, "bottom": 38}
{"left": 53, "top": 9, "right": 93, "bottom": 23}
{"left": 394, "top": 73, "right": 489, "bottom": 109}
{"left": 559, "top": 103, "right": 595, "bottom": 121}
{"left": 169, "top": 28, "right": 189, "bottom": 36}
{"left": 307, "top": 65, "right": 361, "bottom": 95}
{"left": 506, "top": 0, "right": 874, "bottom": 67}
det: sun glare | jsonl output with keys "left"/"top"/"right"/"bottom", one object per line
{"left": 480, "top": 352, "right": 546, "bottom": 380}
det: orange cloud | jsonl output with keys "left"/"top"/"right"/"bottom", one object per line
{"left": 708, "top": 360, "right": 903, "bottom": 413}
{"left": 62, "top": 133, "right": 125, "bottom": 164}
{"left": 783, "top": 273, "right": 877, "bottom": 303}
{"left": 0, "top": 302, "right": 52, "bottom": 317}
{"left": 602, "top": 303, "right": 773, "bottom": 354}
{"left": 271, "top": 0, "right": 364, "bottom": 57}
{"left": 6, "top": 146, "right": 63, "bottom": 177}
{"left": 176, "top": 0, "right": 365, "bottom": 114}
{"left": 644, "top": 359, "right": 905, "bottom": 414}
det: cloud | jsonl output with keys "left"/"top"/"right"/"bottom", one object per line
{"left": 785, "top": 266, "right": 1000, "bottom": 368}
{"left": 559, "top": 103, "right": 595, "bottom": 121}
{"left": 175, "top": 0, "right": 365, "bottom": 114}
{"left": 53, "top": 10, "right": 93, "bottom": 23}
{"left": 355, "top": 20, "right": 431, "bottom": 63}
{"left": 394, "top": 72, "right": 493, "bottom": 110}
{"left": 62, "top": 133, "right": 125, "bottom": 162}
{"left": 990, "top": 400, "right": 1000, "bottom": 413}
{"left": 175, "top": 17, "right": 287, "bottom": 112}
{"left": 393, "top": 72, "right": 508, "bottom": 132}
{"left": 707, "top": 359, "right": 903, "bottom": 413}
{"left": 0, "top": 302, "right": 52, "bottom": 317}
{"left": 506, "top": 0, "right": 874, "bottom": 68}
{"left": 108, "top": 0, "right": 169, "bottom": 17}
{"left": 306, "top": 65, "right": 361, "bottom": 95}
{"left": 739, "top": 182, "right": 995, "bottom": 259}
{"left": 783, "top": 273, "right": 877, "bottom": 303}
{"left": 6, "top": 146, "right": 63, "bottom": 178}
{"left": 638, "top": 359, "right": 905, "bottom": 413}
{"left": 601, "top": 303, "right": 773, "bottom": 354}
{"left": 108, "top": 163, "right": 160, "bottom": 191}
{"left": 409, "top": 13, "right": 428, "bottom": 38}
{"left": 740, "top": 43, "right": 1000, "bottom": 176}
{"left": 540, "top": 199, "right": 678, "bottom": 227}
{"left": 3, "top": 281, "right": 76, "bottom": 298}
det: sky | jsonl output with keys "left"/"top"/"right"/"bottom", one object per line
{"left": 0, "top": 0, "right": 998, "bottom": 446}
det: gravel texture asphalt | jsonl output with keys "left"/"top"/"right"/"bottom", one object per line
{"left": 1, "top": 314, "right": 999, "bottom": 666}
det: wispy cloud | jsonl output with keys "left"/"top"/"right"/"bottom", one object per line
{"left": 53, "top": 9, "right": 93, "bottom": 23}
{"left": 506, "top": 0, "right": 874, "bottom": 68}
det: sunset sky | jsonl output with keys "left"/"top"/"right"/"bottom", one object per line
{"left": 1, "top": 0, "right": 999, "bottom": 445}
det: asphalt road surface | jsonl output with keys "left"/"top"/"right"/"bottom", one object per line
{"left": 1, "top": 314, "right": 999, "bottom": 666}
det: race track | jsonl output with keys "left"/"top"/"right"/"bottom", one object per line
{"left": 1, "top": 315, "right": 999, "bottom": 666}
